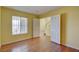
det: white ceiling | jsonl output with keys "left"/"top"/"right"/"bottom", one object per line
{"left": 7, "top": 6, "right": 61, "bottom": 15}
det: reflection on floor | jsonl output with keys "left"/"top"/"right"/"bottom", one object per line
{"left": 0, "top": 37, "right": 79, "bottom": 52}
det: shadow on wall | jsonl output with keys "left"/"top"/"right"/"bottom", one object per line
{"left": 61, "top": 13, "right": 67, "bottom": 45}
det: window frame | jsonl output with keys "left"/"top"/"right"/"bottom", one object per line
{"left": 12, "top": 16, "right": 28, "bottom": 35}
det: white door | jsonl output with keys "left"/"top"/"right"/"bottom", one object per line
{"left": 51, "top": 15, "right": 60, "bottom": 44}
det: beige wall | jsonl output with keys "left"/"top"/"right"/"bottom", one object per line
{"left": 33, "top": 18, "right": 40, "bottom": 37}
{"left": 40, "top": 7, "right": 79, "bottom": 49}
{"left": 1, "top": 7, "right": 37, "bottom": 45}
{"left": 66, "top": 11, "right": 79, "bottom": 49}
{"left": 0, "top": 7, "right": 1, "bottom": 46}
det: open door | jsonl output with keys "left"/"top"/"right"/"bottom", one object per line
{"left": 51, "top": 15, "right": 61, "bottom": 44}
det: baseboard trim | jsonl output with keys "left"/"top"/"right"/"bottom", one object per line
{"left": 51, "top": 41, "right": 79, "bottom": 51}
{"left": 66, "top": 44, "right": 79, "bottom": 50}
{"left": 2, "top": 37, "right": 40, "bottom": 46}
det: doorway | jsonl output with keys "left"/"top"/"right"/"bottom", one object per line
{"left": 40, "top": 17, "right": 51, "bottom": 38}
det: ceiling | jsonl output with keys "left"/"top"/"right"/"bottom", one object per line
{"left": 7, "top": 6, "right": 61, "bottom": 15}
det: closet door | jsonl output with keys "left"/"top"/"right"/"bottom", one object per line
{"left": 51, "top": 15, "right": 60, "bottom": 44}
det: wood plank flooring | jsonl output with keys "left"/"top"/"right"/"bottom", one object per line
{"left": 0, "top": 37, "right": 79, "bottom": 52}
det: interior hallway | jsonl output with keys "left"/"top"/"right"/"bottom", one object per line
{"left": 0, "top": 37, "right": 79, "bottom": 52}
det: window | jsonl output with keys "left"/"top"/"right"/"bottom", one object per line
{"left": 12, "top": 16, "right": 28, "bottom": 35}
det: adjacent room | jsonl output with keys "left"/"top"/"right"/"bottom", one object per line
{"left": 0, "top": 6, "right": 79, "bottom": 52}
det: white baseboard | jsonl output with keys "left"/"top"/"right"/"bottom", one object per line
{"left": 1, "top": 37, "right": 40, "bottom": 46}
{"left": 2, "top": 37, "right": 32, "bottom": 45}
{"left": 66, "top": 44, "right": 79, "bottom": 50}
{"left": 51, "top": 41, "right": 79, "bottom": 50}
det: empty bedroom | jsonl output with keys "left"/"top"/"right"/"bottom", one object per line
{"left": 0, "top": 6, "right": 79, "bottom": 52}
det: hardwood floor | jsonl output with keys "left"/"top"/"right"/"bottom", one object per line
{"left": 0, "top": 37, "right": 79, "bottom": 52}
